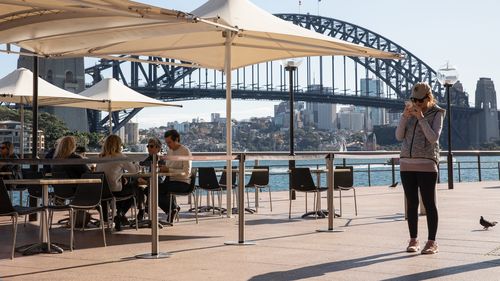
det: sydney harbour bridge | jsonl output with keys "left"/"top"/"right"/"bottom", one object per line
{"left": 84, "top": 14, "right": 487, "bottom": 149}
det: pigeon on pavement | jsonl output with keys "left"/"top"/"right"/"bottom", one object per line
{"left": 389, "top": 182, "right": 398, "bottom": 188}
{"left": 480, "top": 216, "right": 497, "bottom": 230}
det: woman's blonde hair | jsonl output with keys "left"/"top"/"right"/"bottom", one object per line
{"left": 427, "top": 92, "right": 436, "bottom": 107}
{"left": 99, "top": 135, "right": 122, "bottom": 157}
{"left": 53, "top": 136, "right": 76, "bottom": 159}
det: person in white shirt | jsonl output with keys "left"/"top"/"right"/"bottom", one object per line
{"left": 158, "top": 130, "right": 191, "bottom": 222}
{"left": 95, "top": 135, "right": 139, "bottom": 231}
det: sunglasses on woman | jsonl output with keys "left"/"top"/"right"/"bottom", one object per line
{"left": 410, "top": 96, "right": 427, "bottom": 103}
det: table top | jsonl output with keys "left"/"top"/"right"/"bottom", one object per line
{"left": 122, "top": 171, "right": 185, "bottom": 178}
{"left": 4, "top": 178, "right": 101, "bottom": 185}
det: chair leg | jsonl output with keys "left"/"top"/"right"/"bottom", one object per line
{"left": 70, "top": 209, "right": 74, "bottom": 251}
{"left": 194, "top": 192, "right": 199, "bottom": 224}
{"left": 11, "top": 215, "right": 18, "bottom": 259}
{"left": 246, "top": 187, "right": 250, "bottom": 209}
{"left": 132, "top": 197, "right": 138, "bottom": 231}
{"left": 80, "top": 210, "right": 86, "bottom": 232}
{"left": 305, "top": 193, "right": 308, "bottom": 213}
{"left": 98, "top": 205, "right": 106, "bottom": 247}
{"left": 353, "top": 188, "right": 358, "bottom": 216}
{"left": 218, "top": 190, "right": 222, "bottom": 217}
{"left": 111, "top": 199, "right": 117, "bottom": 233}
{"left": 68, "top": 210, "right": 73, "bottom": 251}
{"left": 339, "top": 189, "right": 343, "bottom": 217}
{"left": 268, "top": 187, "right": 272, "bottom": 212}
{"left": 168, "top": 194, "right": 173, "bottom": 224}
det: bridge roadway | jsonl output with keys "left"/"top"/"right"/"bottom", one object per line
{"left": 133, "top": 86, "right": 479, "bottom": 113}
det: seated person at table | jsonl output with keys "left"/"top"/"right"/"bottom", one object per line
{"left": 158, "top": 130, "right": 192, "bottom": 222}
{"left": 52, "top": 136, "right": 90, "bottom": 179}
{"left": 43, "top": 137, "right": 61, "bottom": 175}
{"left": 95, "top": 135, "right": 139, "bottom": 231}
{"left": 136, "top": 137, "right": 165, "bottom": 220}
{"left": 0, "top": 141, "right": 21, "bottom": 179}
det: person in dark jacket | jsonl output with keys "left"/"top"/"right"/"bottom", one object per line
{"left": 396, "top": 82, "right": 445, "bottom": 255}
{"left": 52, "top": 136, "right": 90, "bottom": 179}
{"left": 0, "top": 141, "right": 21, "bottom": 179}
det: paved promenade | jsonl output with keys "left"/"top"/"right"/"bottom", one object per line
{"left": 1, "top": 181, "right": 500, "bottom": 280}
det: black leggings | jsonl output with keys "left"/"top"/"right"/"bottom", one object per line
{"left": 400, "top": 171, "right": 438, "bottom": 241}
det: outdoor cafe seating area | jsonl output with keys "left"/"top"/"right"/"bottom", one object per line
{"left": 0, "top": 152, "right": 360, "bottom": 259}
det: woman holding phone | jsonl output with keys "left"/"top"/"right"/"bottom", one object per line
{"left": 396, "top": 82, "right": 445, "bottom": 255}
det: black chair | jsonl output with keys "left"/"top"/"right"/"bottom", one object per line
{"left": 0, "top": 179, "right": 48, "bottom": 259}
{"left": 335, "top": 166, "right": 357, "bottom": 216}
{"left": 97, "top": 172, "right": 138, "bottom": 232}
{"left": 168, "top": 168, "right": 198, "bottom": 224}
{"left": 245, "top": 166, "right": 271, "bottom": 212}
{"left": 48, "top": 173, "right": 106, "bottom": 251}
{"left": 21, "top": 169, "right": 44, "bottom": 206}
{"left": 196, "top": 167, "right": 223, "bottom": 215}
{"left": 289, "top": 167, "right": 327, "bottom": 219}
{"left": 49, "top": 171, "right": 77, "bottom": 228}
{"left": 219, "top": 166, "right": 237, "bottom": 208}
{"left": 20, "top": 169, "right": 46, "bottom": 226}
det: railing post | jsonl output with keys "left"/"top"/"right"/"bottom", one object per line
{"left": 457, "top": 162, "right": 461, "bottom": 182}
{"left": 477, "top": 155, "right": 482, "bottom": 182}
{"left": 391, "top": 158, "right": 395, "bottom": 186}
{"left": 225, "top": 153, "right": 255, "bottom": 246}
{"left": 367, "top": 163, "right": 371, "bottom": 187}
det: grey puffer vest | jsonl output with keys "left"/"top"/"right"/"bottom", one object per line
{"left": 400, "top": 105, "right": 445, "bottom": 164}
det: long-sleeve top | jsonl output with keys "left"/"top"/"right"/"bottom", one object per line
{"left": 52, "top": 153, "right": 90, "bottom": 179}
{"left": 395, "top": 105, "right": 444, "bottom": 172}
{"left": 164, "top": 144, "right": 191, "bottom": 184}
{"left": 95, "top": 153, "right": 139, "bottom": 192}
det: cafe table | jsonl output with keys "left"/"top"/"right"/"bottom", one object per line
{"left": 4, "top": 178, "right": 101, "bottom": 255}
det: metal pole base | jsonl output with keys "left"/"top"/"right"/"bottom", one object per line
{"left": 135, "top": 252, "right": 171, "bottom": 259}
{"left": 224, "top": 241, "right": 256, "bottom": 246}
{"left": 316, "top": 229, "right": 344, "bottom": 233}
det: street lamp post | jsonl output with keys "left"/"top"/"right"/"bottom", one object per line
{"left": 283, "top": 59, "right": 302, "bottom": 199}
{"left": 437, "top": 62, "right": 459, "bottom": 190}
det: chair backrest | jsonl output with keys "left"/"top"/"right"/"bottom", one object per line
{"left": 51, "top": 171, "right": 77, "bottom": 199}
{"left": 247, "top": 165, "right": 270, "bottom": 186}
{"left": 91, "top": 171, "right": 113, "bottom": 199}
{"left": 0, "top": 179, "right": 16, "bottom": 214}
{"left": 290, "top": 168, "right": 316, "bottom": 192}
{"left": 198, "top": 167, "right": 221, "bottom": 190}
{"left": 21, "top": 168, "right": 44, "bottom": 197}
{"left": 186, "top": 167, "right": 198, "bottom": 193}
{"left": 219, "top": 166, "right": 237, "bottom": 186}
{"left": 334, "top": 166, "right": 354, "bottom": 189}
{"left": 70, "top": 173, "right": 103, "bottom": 207}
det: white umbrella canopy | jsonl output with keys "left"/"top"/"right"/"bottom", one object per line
{"left": 0, "top": 68, "right": 97, "bottom": 106}
{"left": 59, "top": 78, "right": 181, "bottom": 133}
{"left": 0, "top": 0, "right": 229, "bottom": 58}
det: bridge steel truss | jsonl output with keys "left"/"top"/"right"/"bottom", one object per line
{"left": 85, "top": 13, "right": 473, "bottom": 141}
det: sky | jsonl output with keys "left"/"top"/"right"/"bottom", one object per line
{"left": 1, "top": 0, "right": 498, "bottom": 129}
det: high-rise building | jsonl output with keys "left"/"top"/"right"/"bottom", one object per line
{"left": 304, "top": 102, "right": 337, "bottom": 131}
{"left": 360, "top": 78, "right": 386, "bottom": 130}
{"left": 124, "top": 122, "right": 139, "bottom": 144}
{"left": 338, "top": 106, "right": 364, "bottom": 131}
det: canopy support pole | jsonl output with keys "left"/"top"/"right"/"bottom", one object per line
{"left": 224, "top": 31, "right": 236, "bottom": 218}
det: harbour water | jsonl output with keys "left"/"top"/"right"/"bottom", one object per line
{"left": 10, "top": 155, "right": 500, "bottom": 204}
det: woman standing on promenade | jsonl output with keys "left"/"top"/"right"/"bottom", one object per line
{"left": 396, "top": 82, "right": 445, "bottom": 254}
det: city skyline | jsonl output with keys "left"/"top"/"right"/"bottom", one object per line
{"left": 0, "top": 0, "right": 498, "bottom": 129}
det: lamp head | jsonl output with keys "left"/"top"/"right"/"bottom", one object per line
{"left": 437, "top": 62, "right": 459, "bottom": 86}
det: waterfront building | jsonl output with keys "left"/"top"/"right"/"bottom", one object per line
{"left": 0, "top": 120, "right": 44, "bottom": 154}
